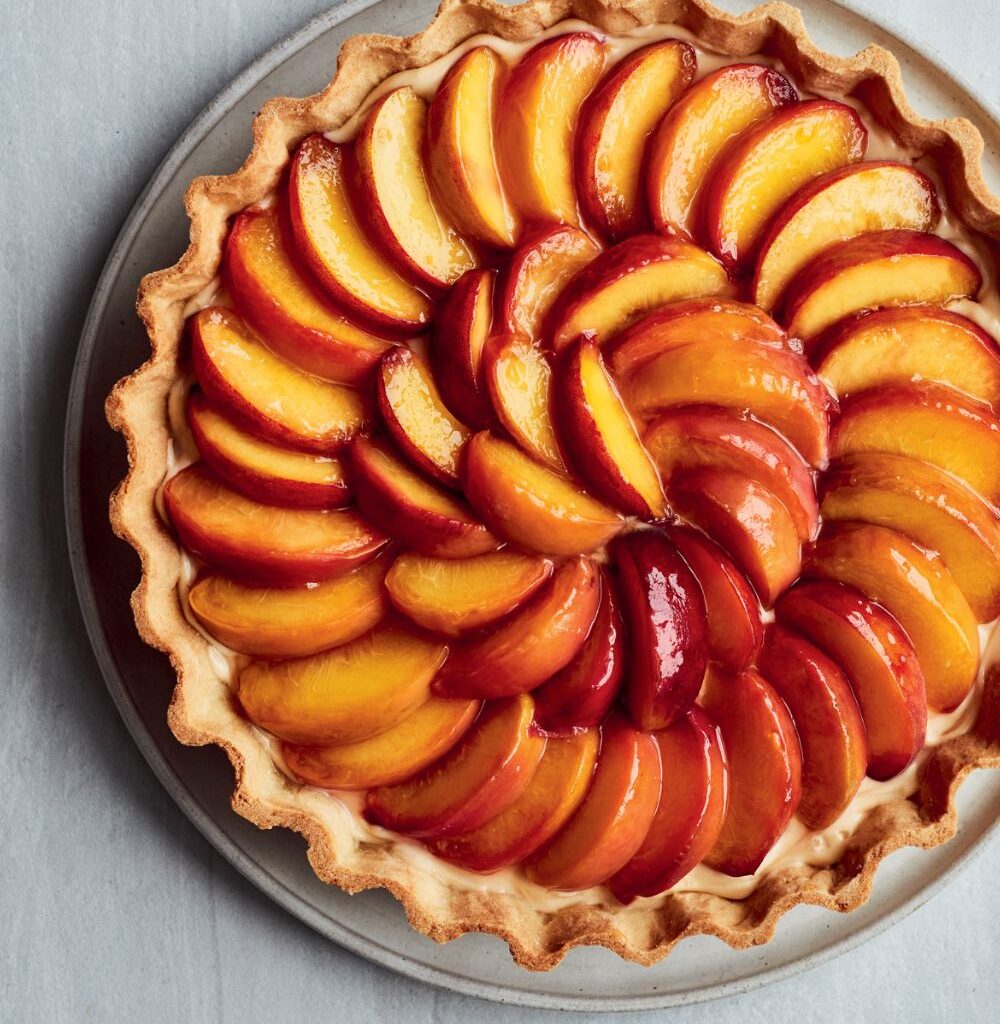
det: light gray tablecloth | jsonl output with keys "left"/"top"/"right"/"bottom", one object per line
{"left": 2, "top": 1, "right": 998, "bottom": 1020}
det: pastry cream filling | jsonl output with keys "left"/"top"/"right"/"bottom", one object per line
{"left": 169, "top": 20, "right": 1000, "bottom": 906}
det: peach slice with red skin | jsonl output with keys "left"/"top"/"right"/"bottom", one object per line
{"left": 224, "top": 205, "right": 394, "bottom": 384}
{"left": 576, "top": 39, "right": 696, "bottom": 240}
{"left": 703, "top": 98, "right": 868, "bottom": 270}
{"left": 757, "top": 625, "right": 868, "bottom": 829}
{"left": 525, "top": 713, "right": 662, "bottom": 890}
{"left": 365, "top": 693, "right": 546, "bottom": 839}
{"left": 190, "top": 307, "right": 368, "bottom": 454}
{"left": 187, "top": 392, "right": 350, "bottom": 510}
{"left": 238, "top": 624, "right": 447, "bottom": 745}
{"left": 610, "top": 530, "right": 709, "bottom": 731}
{"left": 428, "top": 729, "right": 599, "bottom": 872}
{"left": 433, "top": 557, "right": 601, "bottom": 699}
{"left": 609, "top": 707, "right": 728, "bottom": 901}
{"left": 385, "top": 550, "right": 553, "bottom": 636}
{"left": 776, "top": 581, "right": 927, "bottom": 779}
{"left": 164, "top": 465, "right": 386, "bottom": 586}
{"left": 496, "top": 32, "right": 607, "bottom": 228}
{"left": 702, "top": 668, "right": 803, "bottom": 876}
{"left": 287, "top": 134, "right": 433, "bottom": 334}
{"left": 752, "top": 161, "right": 940, "bottom": 311}
{"left": 646, "top": 63, "right": 797, "bottom": 236}
{"left": 462, "top": 432, "right": 624, "bottom": 556}
{"left": 782, "top": 229, "right": 982, "bottom": 345}
{"left": 350, "top": 437, "right": 498, "bottom": 558}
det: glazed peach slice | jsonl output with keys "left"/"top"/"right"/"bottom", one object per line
{"left": 644, "top": 407, "right": 818, "bottom": 541}
{"left": 426, "top": 46, "right": 517, "bottom": 249}
{"left": 555, "top": 337, "right": 665, "bottom": 517}
{"left": 433, "top": 557, "right": 601, "bottom": 699}
{"left": 462, "top": 432, "right": 623, "bottom": 556}
{"left": 783, "top": 230, "right": 982, "bottom": 345}
{"left": 282, "top": 696, "right": 480, "bottom": 791}
{"left": 350, "top": 437, "right": 498, "bottom": 558}
{"left": 188, "top": 556, "right": 387, "bottom": 659}
{"left": 501, "top": 224, "right": 601, "bottom": 338}
{"left": 752, "top": 162, "right": 939, "bottom": 311}
{"left": 191, "top": 307, "right": 368, "bottom": 453}
{"left": 547, "top": 235, "right": 731, "bottom": 351}
{"left": 365, "top": 694, "right": 546, "bottom": 839}
{"left": 287, "top": 134, "right": 433, "bottom": 333}
{"left": 757, "top": 625, "right": 867, "bottom": 829}
{"left": 576, "top": 39, "right": 696, "bottom": 239}
{"left": 821, "top": 453, "right": 1000, "bottom": 620}
{"left": 610, "top": 530, "right": 709, "bottom": 730}
{"left": 526, "top": 713, "right": 661, "bottom": 890}
{"left": 667, "top": 468, "right": 801, "bottom": 606}
{"left": 187, "top": 393, "right": 349, "bottom": 510}
{"left": 776, "top": 581, "right": 927, "bottom": 779}
{"left": 384, "top": 550, "right": 553, "bottom": 636}
{"left": 702, "top": 668, "right": 803, "bottom": 876}
{"left": 238, "top": 624, "right": 447, "bottom": 745}
{"left": 814, "top": 306, "right": 1000, "bottom": 410}
{"left": 496, "top": 32, "right": 607, "bottom": 227}
{"left": 355, "top": 87, "right": 476, "bottom": 290}
{"left": 646, "top": 63, "right": 797, "bottom": 236}
{"left": 483, "top": 333, "right": 564, "bottom": 471}
{"left": 703, "top": 99, "right": 867, "bottom": 270}
{"left": 225, "top": 206, "right": 394, "bottom": 384}
{"left": 377, "top": 347, "right": 470, "bottom": 487}
{"left": 830, "top": 383, "right": 1000, "bottom": 507}
{"left": 609, "top": 707, "right": 728, "bottom": 901}
{"left": 808, "top": 522, "right": 979, "bottom": 711}
{"left": 164, "top": 465, "right": 386, "bottom": 585}
{"left": 428, "top": 729, "right": 599, "bottom": 872}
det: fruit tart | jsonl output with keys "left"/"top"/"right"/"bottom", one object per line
{"left": 108, "top": 0, "right": 1000, "bottom": 969}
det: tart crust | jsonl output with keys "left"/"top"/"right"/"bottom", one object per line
{"left": 107, "top": 0, "right": 1000, "bottom": 970}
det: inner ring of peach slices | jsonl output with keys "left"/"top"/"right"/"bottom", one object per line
{"left": 163, "top": 26, "right": 999, "bottom": 902}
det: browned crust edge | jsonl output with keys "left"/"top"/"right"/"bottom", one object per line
{"left": 105, "top": 0, "right": 1000, "bottom": 971}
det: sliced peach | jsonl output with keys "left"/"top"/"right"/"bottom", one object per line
{"left": 576, "top": 39, "right": 696, "bottom": 239}
{"left": 238, "top": 624, "right": 447, "bottom": 745}
{"left": 376, "top": 346, "right": 470, "bottom": 486}
{"left": 807, "top": 522, "right": 979, "bottom": 711}
{"left": 190, "top": 307, "right": 368, "bottom": 454}
{"left": 609, "top": 707, "right": 728, "bottom": 901}
{"left": 533, "top": 567, "right": 625, "bottom": 732}
{"left": 433, "top": 557, "right": 601, "bottom": 699}
{"left": 462, "top": 432, "right": 623, "bottom": 556}
{"left": 702, "top": 668, "right": 803, "bottom": 876}
{"left": 667, "top": 468, "right": 801, "bottom": 606}
{"left": 703, "top": 99, "right": 867, "bottom": 270}
{"left": 752, "top": 162, "right": 939, "bottom": 311}
{"left": 365, "top": 694, "right": 546, "bottom": 838}
{"left": 224, "top": 206, "right": 394, "bottom": 384}
{"left": 496, "top": 33, "right": 607, "bottom": 227}
{"left": 282, "top": 696, "right": 480, "bottom": 791}
{"left": 188, "top": 556, "right": 387, "bottom": 659}
{"left": 646, "top": 63, "right": 797, "bottom": 236}
{"left": 775, "top": 581, "right": 927, "bottom": 779}
{"left": 163, "top": 465, "right": 385, "bottom": 585}
{"left": 287, "top": 134, "right": 433, "bottom": 333}
{"left": 547, "top": 234, "right": 730, "bottom": 350}
{"left": 783, "top": 230, "right": 982, "bottom": 345}
{"left": 426, "top": 46, "right": 516, "bottom": 248}
{"left": 610, "top": 530, "right": 709, "bottom": 730}
{"left": 385, "top": 550, "right": 553, "bottom": 636}
{"left": 350, "top": 437, "right": 498, "bottom": 558}
{"left": 525, "top": 713, "right": 661, "bottom": 890}
{"left": 428, "top": 729, "right": 599, "bottom": 872}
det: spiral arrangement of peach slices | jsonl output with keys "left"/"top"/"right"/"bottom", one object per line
{"left": 162, "top": 31, "right": 1000, "bottom": 899}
